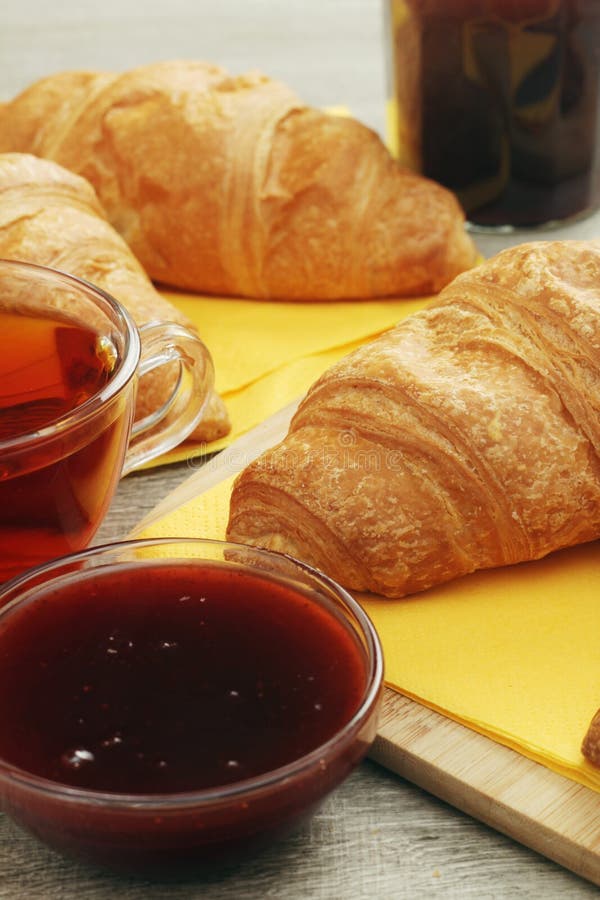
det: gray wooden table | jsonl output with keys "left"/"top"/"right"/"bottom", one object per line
{"left": 2, "top": 1, "right": 600, "bottom": 896}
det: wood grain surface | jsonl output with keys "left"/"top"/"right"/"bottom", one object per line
{"left": 373, "top": 691, "right": 600, "bottom": 887}
{"left": 2, "top": 1, "right": 600, "bottom": 896}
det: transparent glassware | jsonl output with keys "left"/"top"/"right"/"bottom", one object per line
{"left": 0, "top": 538, "right": 384, "bottom": 875}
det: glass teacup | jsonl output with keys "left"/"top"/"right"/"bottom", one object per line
{"left": 0, "top": 258, "right": 214, "bottom": 583}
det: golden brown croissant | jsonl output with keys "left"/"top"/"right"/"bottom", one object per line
{"left": 582, "top": 708, "right": 600, "bottom": 766}
{"left": 227, "top": 240, "right": 600, "bottom": 598}
{"left": 0, "top": 61, "right": 476, "bottom": 300}
{"left": 0, "top": 152, "right": 230, "bottom": 443}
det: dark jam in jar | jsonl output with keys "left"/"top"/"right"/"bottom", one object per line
{"left": 387, "top": 0, "right": 600, "bottom": 227}
{"left": 0, "top": 561, "right": 367, "bottom": 794}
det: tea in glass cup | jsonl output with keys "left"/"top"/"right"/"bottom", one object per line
{"left": 0, "top": 259, "right": 214, "bottom": 584}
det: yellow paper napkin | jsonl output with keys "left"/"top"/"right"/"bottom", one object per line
{"left": 152, "top": 291, "right": 432, "bottom": 465}
{"left": 137, "top": 472, "right": 600, "bottom": 795}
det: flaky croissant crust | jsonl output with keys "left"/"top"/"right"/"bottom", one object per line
{"left": 0, "top": 61, "right": 476, "bottom": 300}
{"left": 227, "top": 240, "right": 600, "bottom": 597}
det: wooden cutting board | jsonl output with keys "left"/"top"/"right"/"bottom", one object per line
{"left": 138, "top": 401, "right": 600, "bottom": 887}
{"left": 372, "top": 689, "right": 600, "bottom": 886}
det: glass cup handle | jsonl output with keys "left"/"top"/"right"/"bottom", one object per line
{"left": 122, "top": 321, "right": 215, "bottom": 474}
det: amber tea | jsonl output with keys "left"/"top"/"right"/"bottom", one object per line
{"left": 0, "top": 308, "right": 128, "bottom": 584}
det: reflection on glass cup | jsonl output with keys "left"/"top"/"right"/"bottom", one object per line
{"left": 385, "top": 0, "right": 600, "bottom": 230}
{"left": 0, "top": 259, "right": 214, "bottom": 583}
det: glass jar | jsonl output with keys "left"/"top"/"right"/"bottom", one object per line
{"left": 385, "top": 0, "right": 600, "bottom": 230}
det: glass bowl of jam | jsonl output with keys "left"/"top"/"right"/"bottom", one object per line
{"left": 0, "top": 538, "right": 383, "bottom": 875}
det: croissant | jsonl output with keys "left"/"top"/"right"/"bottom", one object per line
{"left": 0, "top": 61, "right": 476, "bottom": 300}
{"left": 0, "top": 152, "right": 230, "bottom": 443}
{"left": 227, "top": 240, "right": 600, "bottom": 598}
{"left": 582, "top": 708, "right": 600, "bottom": 766}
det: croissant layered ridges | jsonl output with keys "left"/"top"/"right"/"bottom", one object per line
{"left": 0, "top": 61, "right": 477, "bottom": 300}
{"left": 227, "top": 240, "right": 600, "bottom": 598}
